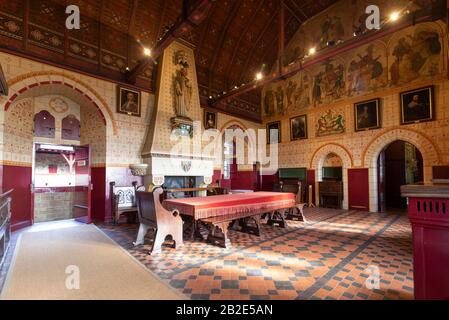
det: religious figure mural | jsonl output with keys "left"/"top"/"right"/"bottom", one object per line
{"left": 275, "top": 85, "right": 285, "bottom": 116}
{"left": 173, "top": 50, "right": 193, "bottom": 118}
{"left": 263, "top": 88, "right": 276, "bottom": 117}
{"left": 312, "top": 60, "right": 345, "bottom": 106}
{"left": 316, "top": 110, "right": 345, "bottom": 137}
{"left": 389, "top": 27, "right": 442, "bottom": 86}
{"left": 347, "top": 44, "right": 386, "bottom": 96}
{"left": 319, "top": 14, "right": 345, "bottom": 48}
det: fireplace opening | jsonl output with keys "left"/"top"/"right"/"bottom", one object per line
{"left": 163, "top": 176, "right": 203, "bottom": 198}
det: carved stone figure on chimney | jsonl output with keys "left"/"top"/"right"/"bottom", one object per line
{"left": 174, "top": 50, "right": 192, "bottom": 118}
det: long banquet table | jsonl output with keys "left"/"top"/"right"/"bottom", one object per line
{"left": 163, "top": 192, "right": 296, "bottom": 247}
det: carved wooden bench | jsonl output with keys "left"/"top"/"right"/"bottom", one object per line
{"left": 134, "top": 188, "right": 184, "bottom": 254}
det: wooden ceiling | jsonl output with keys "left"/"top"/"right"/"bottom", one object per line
{"left": 0, "top": 0, "right": 338, "bottom": 121}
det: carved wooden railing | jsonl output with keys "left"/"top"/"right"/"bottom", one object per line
{"left": 0, "top": 189, "right": 13, "bottom": 268}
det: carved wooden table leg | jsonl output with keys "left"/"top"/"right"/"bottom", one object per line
{"left": 241, "top": 215, "right": 261, "bottom": 236}
{"left": 267, "top": 210, "right": 288, "bottom": 228}
{"left": 206, "top": 222, "right": 232, "bottom": 248}
{"left": 220, "top": 221, "right": 232, "bottom": 248}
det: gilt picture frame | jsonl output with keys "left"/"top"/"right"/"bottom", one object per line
{"left": 400, "top": 86, "right": 434, "bottom": 125}
{"left": 290, "top": 115, "right": 308, "bottom": 141}
{"left": 354, "top": 98, "right": 381, "bottom": 132}
{"left": 117, "top": 86, "right": 141, "bottom": 117}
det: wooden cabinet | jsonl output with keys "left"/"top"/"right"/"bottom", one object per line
{"left": 319, "top": 181, "right": 343, "bottom": 209}
{"left": 0, "top": 190, "right": 12, "bottom": 269}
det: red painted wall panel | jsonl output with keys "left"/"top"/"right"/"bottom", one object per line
{"left": 212, "top": 170, "right": 222, "bottom": 184}
{"left": 260, "top": 171, "right": 279, "bottom": 191}
{"left": 3, "top": 165, "right": 32, "bottom": 229}
{"left": 230, "top": 170, "right": 258, "bottom": 191}
{"left": 91, "top": 167, "right": 106, "bottom": 222}
{"left": 348, "top": 168, "right": 370, "bottom": 211}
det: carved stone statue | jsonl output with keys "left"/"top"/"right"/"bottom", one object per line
{"left": 173, "top": 50, "right": 192, "bottom": 118}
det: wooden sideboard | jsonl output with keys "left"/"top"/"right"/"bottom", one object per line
{"left": 319, "top": 181, "right": 343, "bottom": 209}
{"left": 0, "top": 189, "right": 13, "bottom": 269}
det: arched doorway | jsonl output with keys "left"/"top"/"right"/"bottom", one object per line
{"left": 363, "top": 128, "right": 439, "bottom": 212}
{"left": 377, "top": 140, "right": 423, "bottom": 212}
{"left": 218, "top": 123, "right": 259, "bottom": 191}
{"left": 2, "top": 82, "right": 108, "bottom": 229}
{"left": 311, "top": 144, "right": 352, "bottom": 210}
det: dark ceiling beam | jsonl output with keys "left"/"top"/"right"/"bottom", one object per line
{"left": 257, "top": 12, "right": 295, "bottom": 79}
{"left": 23, "top": 0, "right": 29, "bottom": 50}
{"left": 128, "top": 0, "right": 140, "bottom": 34}
{"left": 98, "top": 0, "right": 105, "bottom": 72}
{"left": 156, "top": 0, "right": 170, "bottom": 41}
{"left": 224, "top": 0, "right": 266, "bottom": 90}
{"left": 207, "top": 0, "right": 243, "bottom": 92}
{"left": 0, "top": 63, "right": 8, "bottom": 96}
{"left": 278, "top": 0, "right": 285, "bottom": 75}
{"left": 126, "top": 0, "right": 213, "bottom": 83}
{"left": 236, "top": 8, "right": 278, "bottom": 86}
{"left": 287, "top": 0, "right": 309, "bottom": 21}
{"left": 283, "top": 1, "right": 302, "bottom": 23}
{"left": 210, "top": 3, "right": 445, "bottom": 106}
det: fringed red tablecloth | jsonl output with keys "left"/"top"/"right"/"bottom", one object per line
{"left": 163, "top": 192, "right": 296, "bottom": 220}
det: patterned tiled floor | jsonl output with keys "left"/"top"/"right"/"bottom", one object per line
{"left": 97, "top": 208, "right": 414, "bottom": 300}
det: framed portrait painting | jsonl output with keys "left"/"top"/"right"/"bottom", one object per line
{"left": 290, "top": 115, "right": 307, "bottom": 141}
{"left": 354, "top": 98, "right": 381, "bottom": 132}
{"left": 117, "top": 86, "right": 141, "bottom": 117}
{"left": 400, "top": 86, "right": 434, "bottom": 125}
{"left": 204, "top": 110, "right": 217, "bottom": 130}
{"left": 267, "top": 121, "right": 281, "bottom": 144}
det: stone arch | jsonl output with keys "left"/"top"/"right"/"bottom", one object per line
{"left": 310, "top": 143, "right": 353, "bottom": 210}
{"left": 362, "top": 128, "right": 440, "bottom": 212}
{"left": 4, "top": 71, "right": 116, "bottom": 135}
{"left": 219, "top": 119, "right": 248, "bottom": 132}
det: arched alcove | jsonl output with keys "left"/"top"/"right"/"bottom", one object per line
{"left": 310, "top": 143, "right": 353, "bottom": 210}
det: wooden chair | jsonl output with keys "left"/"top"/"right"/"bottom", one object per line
{"left": 110, "top": 181, "right": 142, "bottom": 224}
{"left": 282, "top": 182, "right": 306, "bottom": 222}
{"left": 133, "top": 188, "right": 184, "bottom": 254}
{"left": 206, "top": 187, "right": 229, "bottom": 196}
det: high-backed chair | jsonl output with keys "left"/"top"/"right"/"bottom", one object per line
{"left": 282, "top": 181, "right": 306, "bottom": 221}
{"left": 110, "top": 181, "right": 142, "bottom": 224}
{"left": 133, "top": 187, "right": 184, "bottom": 254}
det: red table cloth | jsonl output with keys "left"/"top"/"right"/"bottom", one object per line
{"left": 163, "top": 192, "right": 295, "bottom": 220}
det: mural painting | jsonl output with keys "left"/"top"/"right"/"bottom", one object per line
{"left": 316, "top": 110, "right": 345, "bottom": 137}
{"left": 389, "top": 27, "right": 442, "bottom": 86}
{"left": 312, "top": 60, "right": 345, "bottom": 106}
{"left": 347, "top": 44, "right": 387, "bottom": 96}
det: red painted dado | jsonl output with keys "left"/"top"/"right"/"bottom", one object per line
{"left": 91, "top": 167, "right": 106, "bottom": 222}
{"left": 348, "top": 168, "right": 370, "bottom": 211}
{"left": 260, "top": 171, "right": 279, "bottom": 191}
{"left": 2, "top": 165, "right": 32, "bottom": 230}
{"left": 231, "top": 170, "right": 259, "bottom": 191}
{"left": 307, "top": 170, "right": 316, "bottom": 206}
